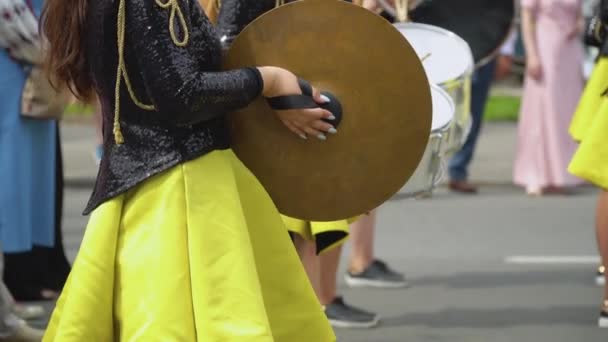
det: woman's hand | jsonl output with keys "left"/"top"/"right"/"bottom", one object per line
{"left": 526, "top": 54, "right": 542, "bottom": 81}
{"left": 495, "top": 55, "right": 513, "bottom": 81}
{"left": 362, "top": 0, "right": 380, "bottom": 12}
{"left": 258, "top": 66, "right": 336, "bottom": 140}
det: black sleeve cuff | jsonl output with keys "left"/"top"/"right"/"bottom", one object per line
{"left": 246, "top": 67, "right": 265, "bottom": 97}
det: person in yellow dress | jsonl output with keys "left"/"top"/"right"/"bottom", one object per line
{"left": 569, "top": 0, "right": 608, "bottom": 327}
{"left": 216, "top": 0, "right": 398, "bottom": 329}
{"left": 39, "top": 0, "right": 340, "bottom": 340}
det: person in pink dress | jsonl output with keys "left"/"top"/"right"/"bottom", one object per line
{"left": 514, "top": 0, "right": 585, "bottom": 196}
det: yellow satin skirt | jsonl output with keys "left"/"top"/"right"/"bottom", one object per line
{"left": 43, "top": 150, "right": 335, "bottom": 342}
{"left": 281, "top": 216, "right": 354, "bottom": 254}
{"left": 569, "top": 98, "right": 608, "bottom": 190}
{"left": 570, "top": 58, "right": 608, "bottom": 142}
{"left": 568, "top": 56, "right": 608, "bottom": 189}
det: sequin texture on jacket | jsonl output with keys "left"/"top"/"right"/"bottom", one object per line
{"left": 83, "top": 0, "right": 263, "bottom": 214}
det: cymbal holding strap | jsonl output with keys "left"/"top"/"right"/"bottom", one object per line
{"left": 265, "top": 78, "right": 343, "bottom": 129}
{"left": 224, "top": 0, "right": 432, "bottom": 221}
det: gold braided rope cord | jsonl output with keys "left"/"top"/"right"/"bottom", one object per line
{"left": 114, "top": 0, "right": 190, "bottom": 144}
{"left": 594, "top": 18, "right": 603, "bottom": 44}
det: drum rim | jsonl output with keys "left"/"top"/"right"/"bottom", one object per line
{"left": 386, "top": 1, "right": 516, "bottom": 68}
{"left": 429, "top": 83, "right": 454, "bottom": 133}
{"left": 393, "top": 22, "right": 475, "bottom": 77}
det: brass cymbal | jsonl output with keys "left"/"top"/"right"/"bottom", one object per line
{"left": 223, "top": 0, "right": 431, "bottom": 221}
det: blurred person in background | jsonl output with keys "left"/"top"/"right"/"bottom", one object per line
{"left": 448, "top": 31, "right": 518, "bottom": 193}
{"left": 568, "top": 0, "right": 608, "bottom": 326}
{"left": 0, "top": 249, "right": 44, "bottom": 341}
{"left": 216, "top": 0, "right": 390, "bottom": 329}
{"left": 514, "top": 0, "right": 585, "bottom": 196}
{"left": 0, "top": 0, "right": 69, "bottom": 302}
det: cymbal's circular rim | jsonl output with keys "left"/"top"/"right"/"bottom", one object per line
{"left": 224, "top": 0, "right": 432, "bottom": 221}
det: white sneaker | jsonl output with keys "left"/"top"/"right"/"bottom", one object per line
{"left": 596, "top": 266, "right": 605, "bottom": 286}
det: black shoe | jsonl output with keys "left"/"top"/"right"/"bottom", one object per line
{"left": 596, "top": 266, "right": 605, "bottom": 286}
{"left": 345, "top": 259, "right": 408, "bottom": 288}
{"left": 324, "top": 297, "right": 379, "bottom": 329}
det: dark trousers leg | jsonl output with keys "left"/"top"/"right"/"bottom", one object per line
{"left": 448, "top": 59, "right": 498, "bottom": 181}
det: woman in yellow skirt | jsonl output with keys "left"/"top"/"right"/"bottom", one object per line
{"left": 282, "top": 217, "right": 381, "bottom": 328}
{"left": 215, "top": 0, "right": 382, "bottom": 329}
{"left": 569, "top": 99, "right": 608, "bottom": 328}
{"left": 569, "top": 53, "right": 608, "bottom": 141}
{"left": 569, "top": 0, "right": 608, "bottom": 327}
{"left": 40, "top": 0, "right": 339, "bottom": 340}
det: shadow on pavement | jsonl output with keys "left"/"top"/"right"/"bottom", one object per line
{"left": 411, "top": 268, "right": 595, "bottom": 289}
{"left": 381, "top": 305, "right": 597, "bottom": 328}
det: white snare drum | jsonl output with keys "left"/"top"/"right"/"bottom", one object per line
{"left": 400, "top": 83, "right": 454, "bottom": 197}
{"left": 394, "top": 22, "right": 474, "bottom": 155}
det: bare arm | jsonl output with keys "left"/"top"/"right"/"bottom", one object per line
{"left": 570, "top": 5, "right": 585, "bottom": 40}
{"left": 521, "top": 7, "right": 542, "bottom": 80}
{"left": 521, "top": 8, "right": 538, "bottom": 62}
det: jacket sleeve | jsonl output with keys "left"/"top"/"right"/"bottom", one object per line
{"left": 125, "top": 0, "right": 263, "bottom": 126}
{"left": 215, "top": 0, "right": 275, "bottom": 48}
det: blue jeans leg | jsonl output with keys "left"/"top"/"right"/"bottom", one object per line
{"left": 448, "top": 59, "right": 497, "bottom": 181}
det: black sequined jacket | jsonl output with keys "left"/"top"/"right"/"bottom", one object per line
{"left": 216, "top": 0, "right": 275, "bottom": 48}
{"left": 83, "top": 0, "right": 263, "bottom": 215}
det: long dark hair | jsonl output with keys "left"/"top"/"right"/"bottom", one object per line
{"left": 41, "top": 0, "right": 93, "bottom": 101}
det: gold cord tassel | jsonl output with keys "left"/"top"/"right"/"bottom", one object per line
{"left": 275, "top": 0, "right": 285, "bottom": 8}
{"left": 113, "top": 0, "right": 190, "bottom": 144}
{"left": 155, "top": 0, "right": 190, "bottom": 46}
{"left": 594, "top": 18, "right": 603, "bottom": 43}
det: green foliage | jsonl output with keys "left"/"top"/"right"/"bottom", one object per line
{"left": 63, "top": 103, "right": 93, "bottom": 118}
{"left": 484, "top": 95, "right": 520, "bottom": 122}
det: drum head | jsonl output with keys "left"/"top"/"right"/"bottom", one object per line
{"left": 224, "top": 0, "right": 432, "bottom": 221}
{"left": 430, "top": 83, "right": 454, "bottom": 132}
{"left": 395, "top": 23, "right": 473, "bottom": 84}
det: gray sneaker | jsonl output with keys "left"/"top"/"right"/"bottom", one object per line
{"left": 324, "top": 297, "right": 379, "bottom": 329}
{"left": 0, "top": 321, "right": 45, "bottom": 342}
{"left": 345, "top": 259, "right": 408, "bottom": 288}
{"left": 12, "top": 304, "right": 45, "bottom": 321}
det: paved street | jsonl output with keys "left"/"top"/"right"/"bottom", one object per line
{"left": 40, "top": 122, "right": 607, "bottom": 341}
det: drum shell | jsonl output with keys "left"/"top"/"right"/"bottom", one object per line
{"left": 440, "top": 75, "right": 472, "bottom": 155}
{"left": 393, "top": 22, "right": 473, "bottom": 155}
{"left": 399, "top": 131, "right": 444, "bottom": 197}
{"left": 399, "top": 84, "right": 454, "bottom": 197}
